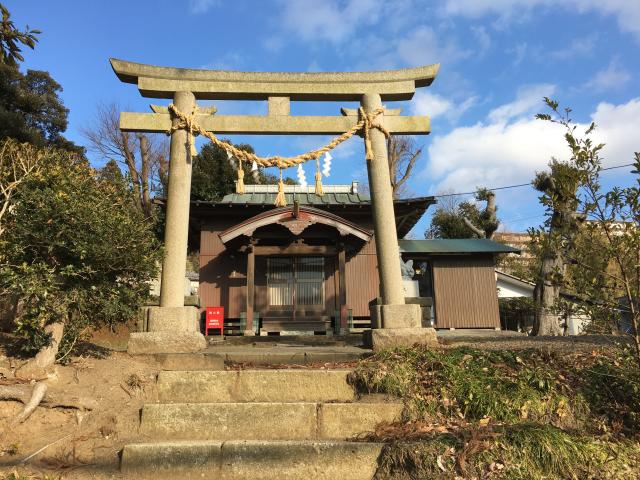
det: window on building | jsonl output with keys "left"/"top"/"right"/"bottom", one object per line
{"left": 267, "top": 256, "right": 324, "bottom": 307}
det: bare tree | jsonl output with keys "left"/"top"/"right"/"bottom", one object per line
{"left": 463, "top": 188, "right": 499, "bottom": 239}
{"left": 0, "top": 139, "right": 44, "bottom": 236}
{"left": 82, "top": 103, "right": 168, "bottom": 216}
{"left": 387, "top": 136, "right": 422, "bottom": 198}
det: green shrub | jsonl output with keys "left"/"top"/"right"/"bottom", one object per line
{"left": 0, "top": 140, "right": 161, "bottom": 359}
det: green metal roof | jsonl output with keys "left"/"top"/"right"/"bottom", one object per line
{"left": 219, "top": 192, "right": 370, "bottom": 206}
{"left": 399, "top": 239, "right": 520, "bottom": 254}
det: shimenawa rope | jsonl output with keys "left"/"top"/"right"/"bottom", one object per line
{"left": 167, "top": 104, "right": 389, "bottom": 205}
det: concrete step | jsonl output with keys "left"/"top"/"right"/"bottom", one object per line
{"left": 140, "top": 401, "right": 403, "bottom": 440}
{"left": 157, "top": 369, "right": 356, "bottom": 403}
{"left": 121, "top": 440, "right": 382, "bottom": 480}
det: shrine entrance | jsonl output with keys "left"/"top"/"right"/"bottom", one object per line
{"left": 111, "top": 58, "right": 440, "bottom": 352}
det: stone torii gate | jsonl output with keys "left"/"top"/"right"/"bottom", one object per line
{"left": 111, "top": 58, "right": 440, "bottom": 353}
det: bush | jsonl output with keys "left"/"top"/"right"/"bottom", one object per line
{"left": 0, "top": 140, "right": 161, "bottom": 359}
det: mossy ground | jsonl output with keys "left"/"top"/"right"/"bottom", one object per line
{"left": 352, "top": 344, "right": 640, "bottom": 479}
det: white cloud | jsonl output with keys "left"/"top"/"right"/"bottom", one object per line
{"left": 487, "top": 84, "right": 555, "bottom": 123}
{"left": 412, "top": 90, "right": 478, "bottom": 123}
{"left": 583, "top": 59, "right": 632, "bottom": 92}
{"left": 277, "top": 0, "right": 382, "bottom": 44}
{"left": 510, "top": 42, "right": 528, "bottom": 66}
{"left": 548, "top": 35, "right": 597, "bottom": 60}
{"left": 423, "top": 92, "right": 640, "bottom": 194}
{"left": 590, "top": 98, "right": 640, "bottom": 165}
{"left": 471, "top": 26, "right": 491, "bottom": 56}
{"left": 441, "top": 0, "right": 640, "bottom": 41}
{"left": 396, "top": 26, "right": 470, "bottom": 65}
{"left": 425, "top": 118, "right": 567, "bottom": 191}
{"left": 189, "top": 0, "right": 220, "bottom": 14}
{"left": 413, "top": 91, "right": 453, "bottom": 118}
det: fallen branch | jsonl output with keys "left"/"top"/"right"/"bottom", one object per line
{"left": 0, "top": 384, "right": 98, "bottom": 411}
{"left": 12, "top": 432, "right": 73, "bottom": 466}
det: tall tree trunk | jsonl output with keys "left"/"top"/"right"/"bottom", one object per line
{"left": 121, "top": 132, "right": 142, "bottom": 212}
{"left": 532, "top": 251, "right": 564, "bottom": 335}
{"left": 138, "top": 134, "right": 151, "bottom": 216}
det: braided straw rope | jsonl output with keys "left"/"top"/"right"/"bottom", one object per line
{"left": 167, "top": 104, "right": 389, "bottom": 168}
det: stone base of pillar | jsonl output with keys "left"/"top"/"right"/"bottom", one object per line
{"left": 242, "top": 330, "right": 256, "bottom": 336}
{"left": 128, "top": 331, "right": 207, "bottom": 354}
{"left": 365, "top": 304, "right": 437, "bottom": 351}
{"left": 370, "top": 305, "right": 382, "bottom": 329}
{"left": 363, "top": 327, "right": 438, "bottom": 351}
{"left": 129, "top": 306, "right": 206, "bottom": 354}
{"left": 147, "top": 306, "right": 200, "bottom": 332}
{"left": 380, "top": 304, "right": 422, "bottom": 328}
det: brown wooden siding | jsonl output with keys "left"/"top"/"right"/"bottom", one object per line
{"left": 432, "top": 255, "right": 500, "bottom": 329}
{"left": 200, "top": 217, "right": 378, "bottom": 320}
{"left": 345, "top": 240, "right": 380, "bottom": 317}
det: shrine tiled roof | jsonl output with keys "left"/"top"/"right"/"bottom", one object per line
{"left": 217, "top": 192, "right": 371, "bottom": 206}
{"left": 399, "top": 239, "right": 521, "bottom": 254}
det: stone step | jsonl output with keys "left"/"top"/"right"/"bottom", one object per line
{"left": 140, "top": 401, "right": 403, "bottom": 440}
{"left": 121, "top": 440, "right": 383, "bottom": 480}
{"left": 154, "top": 353, "right": 225, "bottom": 371}
{"left": 157, "top": 369, "right": 356, "bottom": 403}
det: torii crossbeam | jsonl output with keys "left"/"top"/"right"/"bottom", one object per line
{"left": 111, "top": 58, "right": 440, "bottom": 354}
{"left": 111, "top": 58, "right": 438, "bottom": 135}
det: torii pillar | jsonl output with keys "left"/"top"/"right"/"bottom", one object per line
{"left": 128, "top": 90, "right": 207, "bottom": 354}
{"left": 111, "top": 58, "right": 440, "bottom": 353}
{"left": 361, "top": 93, "right": 437, "bottom": 350}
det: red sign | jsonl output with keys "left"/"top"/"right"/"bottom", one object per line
{"left": 206, "top": 307, "right": 224, "bottom": 335}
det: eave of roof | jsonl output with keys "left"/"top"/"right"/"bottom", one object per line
{"left": 219, "top": 205, "right": 373, "bottom": 243}
{"left": 399, "top": 239, "right": 521, "bottom": 254}
{"left": 496, "top": 270, "right": 535, "bottom": 290}
{"left": 186, "top": 195, "right": 436, "bottom": 239}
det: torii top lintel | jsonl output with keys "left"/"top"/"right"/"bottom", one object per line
{"left": 110, "top": 58, "right": 439, "bottom": 101}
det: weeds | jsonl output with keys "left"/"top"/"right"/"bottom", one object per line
{"left": 374, "top": 424, "right": 640, "bottom": 480}
{"left": 583, "top": 345, "right": 640, "bottom": 434}
{"left": 355, "top": 345, "right": 640, "bottom": 479}
{"left": 353, "top": 346, "right": 589, "bottom": 427}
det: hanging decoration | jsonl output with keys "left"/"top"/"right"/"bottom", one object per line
{"left": 275, "top": 166, "right": 287, "bottom": 207}
{"left": 322, "top": 152, "right": 332, "bottom": 177}
{"left": 314, "top": 157, "right": 323, "bottom": 196}
{"left": 251, "top": 160, "right": 260, "bottom": 183}
{"left": 236, "top": 158, "right": 245, "bottom": 194}
{"left": 167, "top": 103, "right": 388, "bottom": 207}
{"left": 297, "top": 163, "right": 308, "bottom": 188}
{"left": 226, "top": 150, "right": 236, "bottom": 169}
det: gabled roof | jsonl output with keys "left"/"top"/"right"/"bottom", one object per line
{"left": 219, "top": 205, "right": 372, "bottom": 244}
{"left": 189, "top": 195, "right": 436, "bottom": 239}
{"left": 399, "top": 238, "right": 521, "bottom": 254}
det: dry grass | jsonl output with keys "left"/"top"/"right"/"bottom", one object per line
{"left": 352, "top": 344, "right": 640, "bottom": 479}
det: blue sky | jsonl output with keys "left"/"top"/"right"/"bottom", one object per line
{"left": 6, "top": 0, "right": 640, "bottom": 237}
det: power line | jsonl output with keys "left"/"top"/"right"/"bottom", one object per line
{"left": 432, "top": 163, "right": 635, "bottom": 198}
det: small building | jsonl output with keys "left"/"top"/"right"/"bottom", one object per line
{"left": 190, "top": 183, "right": 519, "bottom": 335}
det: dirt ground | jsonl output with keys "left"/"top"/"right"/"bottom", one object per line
{"left": 0, "top": 330, "right": 633, "bottom": 479}
{"left": 0, "top": 331, "right": 160, "bottom": 480}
